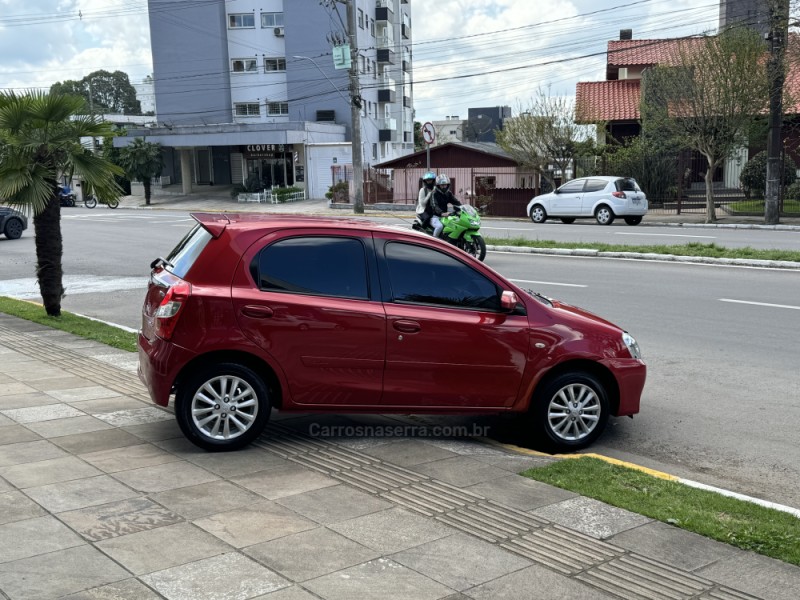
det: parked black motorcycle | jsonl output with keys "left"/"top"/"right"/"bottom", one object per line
{"left": 58, "top": 185, "right": 76, "bottom": 207}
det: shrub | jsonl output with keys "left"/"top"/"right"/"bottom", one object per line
{"left": 604, "top": 135, "right": 680, "bottom": 202}
{"left": 325, "top": 181, "right": 350, "bottom": 201}
{"left": 273, "top": 186, "right": 303, "bottom": 202}
{"left": 784, "top": 181, "right": 800, "bottom": 201}
{"left": 740, "top": 151, "right": 797, "bottom": 199}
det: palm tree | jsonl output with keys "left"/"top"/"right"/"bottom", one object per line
{"left": 118, "top": 138, "right": 163, "bottom": 205}
{"left": 0, "top": 91, "right": 122, "bottom": 316}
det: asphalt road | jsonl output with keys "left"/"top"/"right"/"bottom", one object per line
{"left": 2, "top": 209, "right": 799, "bottom": 506}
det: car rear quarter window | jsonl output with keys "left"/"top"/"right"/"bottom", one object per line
{"left": 384, "top": 242, "right": 500, "bottom": 311}
{"left": 165, "top": 224, "right": 213, "bottom": 278}
{"left": 585, "top": 179, "right": 609, "bottom": 193}
{"left": 616, "top": 178, "right": 640, "bottom": 192}
{"left": 254, "top": 236, "right": 369, "bottom": 299}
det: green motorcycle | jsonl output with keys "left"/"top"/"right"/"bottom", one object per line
{"left": 412, "top": 204, "right": 487, "bottom": 261}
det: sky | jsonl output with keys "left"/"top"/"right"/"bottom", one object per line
{"left": 0, "top": 0, "right": 722, "bottom": 122}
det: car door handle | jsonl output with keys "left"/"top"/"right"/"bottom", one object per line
{"left": 241, "top": 305, "right": 274, "bottom": 319}
{"left": 393, "top": 320, "right": 421, "bottom": 333}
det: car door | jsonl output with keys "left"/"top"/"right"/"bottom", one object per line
{"left": 374, "top": 236, "right": 529, "bottom": 409}
{"left": 580, "top": 178, "right": 612, "bottom": 215}
{"left": 231, "top": 230, "right": 387, "bottom": 407}
{"left": 550, "top": 179, "right": 586, "bottom": 215}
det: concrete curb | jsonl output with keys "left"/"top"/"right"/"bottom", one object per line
{"left": 487, "top": 244, "right": 800, "bottom": 269}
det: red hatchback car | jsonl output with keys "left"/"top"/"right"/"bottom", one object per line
{"left": 138, "top": 213, "right": 645, "bottom": 452}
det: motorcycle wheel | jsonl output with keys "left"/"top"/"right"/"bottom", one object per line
{"left": 107, "top": 198, "right": 119, "bottom": 209}
{"left": 459, "top": 235, "right": 487, "bottom": 261}
{"left": 84, "top": 196, "right": 97, "bottom": 209}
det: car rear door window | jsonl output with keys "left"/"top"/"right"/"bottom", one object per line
{"left": 255, "top": 236, "right": 369, "bottom": 299}
{"left": 584, "top": 179, "right": 609, "bottom": 193}
{"left": 165, "top": 224, "right": 213, "bottom": 278}
{"left": 384, "top": 242, "right": 500, "bottom": 311}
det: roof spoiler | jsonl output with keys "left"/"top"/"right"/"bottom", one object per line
{"left": 191, "top": 212, "right": 230, "bottom": 238}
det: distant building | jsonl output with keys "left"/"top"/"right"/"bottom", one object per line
{"left": 719, "top": 0, "right": 769, "bottom": 37}
{"left": 464, "top": 106, "right": 511, "bottom": 143}
{"left": 133, "top": 75, "right": 156, "bottom": 115}
{"left": 430, "top": 116, "right": 464, "bottom": 146}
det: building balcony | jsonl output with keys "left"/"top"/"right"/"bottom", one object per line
{"left": 403, "top": 95, "right": 411, "bottom": 108}
{"left": 378, "top": 75, "right": 396, "bottom": 103}
{"left": 377, "top": 48, "right": 395, "bottom": 64}
{"left": 402, "top": 23, "right": 411, "bottom": 39}
{"left": 375, "top": 0, "right": 393, "bottom": 22}
{"left": 402, "top": 59, "right": 410, "bottom": 72}
{"left": 379, "top": 118, "right": 397, "bottom": 141}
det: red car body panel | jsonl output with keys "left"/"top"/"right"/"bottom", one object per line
{"left": 138, "top": 213, "right": 646, "bottom": 420}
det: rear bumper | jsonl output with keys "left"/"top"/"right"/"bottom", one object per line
{"left": 138, "top": 332, "right": 196, "bottom": 407}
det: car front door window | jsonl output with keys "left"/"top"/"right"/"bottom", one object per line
{"left": 552, "top": 179, "right": 585, "bottom": 215}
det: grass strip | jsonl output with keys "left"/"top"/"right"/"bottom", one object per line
{"left": 727, "top": 199, "right": 800, "bottom": 214}
{"left": 0, "top": 296, "right": 137, "bottom": 353}
{"left": 523, "top": 457, "right": 800, "bottom": 566}
{"left": 485, "top": 238, "right": 800, "bottom": 262}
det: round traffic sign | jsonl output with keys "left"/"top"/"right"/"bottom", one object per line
{"left": 422, "top": 122, "right": 436, "bottom": 145}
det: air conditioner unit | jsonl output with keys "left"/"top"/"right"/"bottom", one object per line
{"left": 274, "top": 27, "right": 284, "bottom": 36}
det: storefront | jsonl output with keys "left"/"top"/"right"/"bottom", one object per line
{"left": 242, "top": 144, "right": 295, "bottom": 188}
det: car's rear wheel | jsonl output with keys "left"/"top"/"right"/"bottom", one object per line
{"left": 3, "top": 218, "right": 24, "bottom": 240}
{"left": 528, "top": 371, "right": 609, "bottom": 452}
{"left": 624, "top": 216, "right": 642, "bottom": 226}
{"left": 560, "top": 218, "right": 576, "bottom": 224}
{"left": 530, "top": 205, "right": 547, "bottom": 223}
{"left": 595, "top": 205, "right": 615, "bottom": 225}
{"left": 176, "top": 362, "right": 270, "bottom": 451}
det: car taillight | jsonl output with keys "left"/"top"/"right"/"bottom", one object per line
{"left": 612, "top": 191, "right": 626, "bottom": 198}
{"left": 155, "top": 282, "right": 191, "bottom": 340}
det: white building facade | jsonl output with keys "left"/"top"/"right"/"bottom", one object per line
{"left": 116, "top": 0, "right": 415, "bottom": 197}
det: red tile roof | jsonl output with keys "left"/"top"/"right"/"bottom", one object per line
{"left": 607, "top": 38, "right": 702, "bottom": 67}
{"left": 576, "top": 80, "right": 641, "bottom": 123}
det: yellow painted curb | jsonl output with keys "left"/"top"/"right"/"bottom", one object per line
{"left": 480, "top": 438, "right": 678, "bottom": 481}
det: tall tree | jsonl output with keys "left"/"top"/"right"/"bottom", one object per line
{"left": 50, "top": 70, "right": 142, "bottom": 115}
{"left": 640, "top": 29, "right": 769, "bottom": 222}
{"left": 118, "top": 138, "right": 164, "bottom": 205}
{"left": 496, "top": 89, "right": 592, "bottom": 190}
{"left": 0, "top": 92, "right": 123, "bottom": 316}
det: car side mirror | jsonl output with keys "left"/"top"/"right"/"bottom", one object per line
{"left": 500, "top": 290, "right": 519, "bottom": 312}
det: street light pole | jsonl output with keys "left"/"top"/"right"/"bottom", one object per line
{"left": 344, "top": 0, "right": 365, "bottom": 214}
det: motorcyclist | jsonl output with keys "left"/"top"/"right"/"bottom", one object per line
{"left": 429, "top": 174, "right": 461, "bottom": 238}
{"left": 416, "top": 172, "right": 437, "bottom": 226}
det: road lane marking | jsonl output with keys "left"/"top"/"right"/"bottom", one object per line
{"left": 614, "top": 232, "right": 715, "bottom": 239}
{"left": 719, "top": 298, "right": 800, "bottom": 310}
{"left": 510, "top": 278, "right": 587, "bottom": 288}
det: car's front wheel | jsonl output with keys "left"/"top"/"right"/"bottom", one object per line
{"left": 528, "top": 371, "right": 609, "bottom": 452}
{"left": 624, "top": 216, "right": 642, "bottom": 226}
{"left": 3, "top": 218, "right": 24, "bottom": 240}
{"left": 529, "top": 205, "right": 547, "bottom": 223}
{"left": 595, "top": 205, "right": 615, "bottom": 225}
{"left": 176, "top": 362, "right": 270, "bottom": 451}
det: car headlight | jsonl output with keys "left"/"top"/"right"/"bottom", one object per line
{"left": 622, "top": 332, "right": 642, "bottom": 360}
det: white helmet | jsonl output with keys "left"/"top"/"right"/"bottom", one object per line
{"left": 435, "top": 174, "right": 450, "bottom": 186}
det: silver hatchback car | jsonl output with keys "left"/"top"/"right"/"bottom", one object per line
{"left": 527, "top": 176, "right": 648, "bottom": 225}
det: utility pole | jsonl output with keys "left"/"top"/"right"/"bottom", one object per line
{"left": 764, "top": 0, "right": 789, "bottom": 225}
{"left": 345, "top": 0, "right": 365, "bottom": 214}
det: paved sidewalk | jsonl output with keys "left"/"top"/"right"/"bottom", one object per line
{"left": 1, "top": 314, "right": 799, "bottom": 600}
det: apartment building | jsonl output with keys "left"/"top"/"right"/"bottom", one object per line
{"left": 116, "top": 0, "right": 414, "bottom": 198}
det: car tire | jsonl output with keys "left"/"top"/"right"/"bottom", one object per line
{"left": 176, "top": 362, "right": 271, "bottom": 451}
{"left": 560, "top": 218, "right": 576, "bottom": 224}
{"left": 595, "top": 205, "right": 615, "bottom": 225}
{"left": 624, "top": 216, "right": 642, "bottom": 226}
{"left": 3, "top": 218, "right": 24, "bottom": 240}
{"left": 529, "top": 205, "right": 547, "bottom": 223}
{"left": 528, "top": 371, "right": 609, "bottom": 452}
